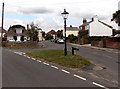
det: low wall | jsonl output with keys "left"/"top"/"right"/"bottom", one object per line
{"left": 2, "top": 41, "right": 39, "bottom": 48}
{"left": 91, "top": 37, "right": 120, "bottom": 49}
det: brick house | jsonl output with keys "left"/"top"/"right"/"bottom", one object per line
{"left": 47, "top": 30, "right": 57, "bottom": 39}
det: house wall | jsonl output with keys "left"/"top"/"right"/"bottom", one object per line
{"left": 91, "top": 37, "right": 120, "bottom": 49}
{"left": 66, "top": 31, "right": 79, "bottom": 37}
{"left": 0, "top": 33, "right": 5, "bottom": 37}
{"left": 89, "top": 18, "right": 113, "bottom": 36}
{"left": 38, "top": 30, "right": 43, "bottom": 41}
{"left": 16, "top": 29, "right": 22, "bottom": 34}
{"left": 16, "top": 36, "right": 21, "bottom": 42}
{"left": 7, "top": 36, "right": 15, "bottom": 42}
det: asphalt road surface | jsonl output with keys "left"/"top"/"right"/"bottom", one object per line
{"left": 3, "top": 48, "right": 97, "bottom": 87}
{"left": 2, "top": 41, "right": 119, "bottom": 88}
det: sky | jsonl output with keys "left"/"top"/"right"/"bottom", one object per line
{"left": 0, "top": 0, "right": 119, "bottom": 32}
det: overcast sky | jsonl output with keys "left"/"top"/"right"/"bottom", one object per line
{"left": 0, "top": 0, "right": 119, "bottom": 32}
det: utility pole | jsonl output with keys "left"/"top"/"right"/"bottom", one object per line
{"left": 1, "top": 2, "right": 4, "bottom": 41}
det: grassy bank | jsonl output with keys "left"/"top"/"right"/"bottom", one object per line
{"left": 27, "top": 50, "right": 92, "bottom": 68}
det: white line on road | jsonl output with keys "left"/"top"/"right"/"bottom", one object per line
{"left": 27, "top": 56, "right": 31, "bottom": 59}
{"left": 51, "top": 65, "right": 58, "bottom": 69}
{"left": 61, "top": 69, "right": 70, "bottom": 74}
{"left": 43, "top": 62, "right": 50, "bottom": 65}
{"left": 73, "top": 74, "right": 86, "bottom": 81}
{"left": 37, "top": 60, "right": 41, "bottom": 63}
{"left": 92, "top": 82, "right": 108, "bottom": 89}
{"left": 22, "top": 52, "right": 26, "bottom": 55}
{"left": 31, "top": 58, "right": 36, "bottom": 60}
{"left": 23, "top": 55, "right": 27, "bottom": 57}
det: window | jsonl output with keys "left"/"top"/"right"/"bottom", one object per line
{"left": 16, "top": 29, "right": 22, "bottom": 34}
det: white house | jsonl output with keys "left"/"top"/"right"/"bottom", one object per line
{"left": 118, "top": 1, "right": 120, "bottom": 30}
{"left": 37, "top": 28, "right": 44, "bottom": 41}
{"left": 5, "top": 25, "right": 27, "bottom": 42}
{"left": 79, "top": 16, "right": 113, "bottom": 36}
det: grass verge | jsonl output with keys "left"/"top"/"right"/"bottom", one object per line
{"left": 27, "top": 50, "right": 92, "bottom": 68}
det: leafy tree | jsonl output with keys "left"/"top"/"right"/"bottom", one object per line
{"left": 68, "top": 34, "right": 77, "bottom": 43}
{"left": 41, "top": 31, "right": 46, "bottom": 38}
{"left": 45, "top": 34, "right": 53, "bottom": 40}
{"left": 25, "top": 22, "right": 39, "bottom": 41}
{"left": 57, "top": 30, "right": 63, "bottom": 38}
{"left": 111, "top": 10, "right": 120, "bottom": 26}
{"left": 78, "top": 30, "right": 88, "bottom": 38}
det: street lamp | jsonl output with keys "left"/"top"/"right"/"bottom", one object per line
{"left": 61, "top": 9, "right": 69, "bottom": 56}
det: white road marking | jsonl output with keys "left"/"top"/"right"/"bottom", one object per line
{"left": 61, "top": 69, "right": 70, "bottom": 74}
{"left": 27, "top": 56, "right": 31, "bottom": 59}
{"left": 22, "top": 52, "right": 26, "bottom": 55}
{"left": 23, "top": 55, "right": 27, "bottom": 57}
{"left": 73, "top": 74, "right": 86, "bottom": 81}
{"left": 31, "top": 58, "right": 36, "bottom": 60}
{"left": 37, "top": 60, "right": 41, "bottom": 63}
{"left": 92, "top": 82, "right": 108, "bottom": 89}
{"left": 51, "top": 65, "right": 58, "bottom": 69}
{"left": 43, "top": 62, "right": 50, "bottom": 65}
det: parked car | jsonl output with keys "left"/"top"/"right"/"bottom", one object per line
{"left": 50, "top": 39, "right": 55, "bottom": 42}
{"left": 57, "top": 39, "right": 64, "bottom": 44}
{"left": 114, "top": 34, "right": 120, "bottom": 37}
{"left": 54, "top": 38, "right": 59, "bottom": 43}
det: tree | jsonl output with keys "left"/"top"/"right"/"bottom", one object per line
{"left": 78, "top": 30, "right": 88, "bottom": 38}
{"left": 68, "top": 34, "right": 77, "bottom": 43}
{"left": 57, "top": 30, "right": 63, "bottom": 38}
{"left": 78, "top": 30, "right": 89, "bottom": 44}
{"left": 111, "top": 10, "right": 120, "bottom": 26}
{"left": 25, "top": 22, "right": 39, "bottom": 41}
{"left": 41, "top": 31, "right": 46, "bottom": 38}
{"left": 45, "top": 34, "right": 53, "bottom": 40}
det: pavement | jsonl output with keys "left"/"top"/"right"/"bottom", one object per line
{"left": 68, "top": 43, "right": 119, "bottom": 54}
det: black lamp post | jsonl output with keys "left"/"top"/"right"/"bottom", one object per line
{"left": 61, "top": 9, "right": 69, "bottom": 56}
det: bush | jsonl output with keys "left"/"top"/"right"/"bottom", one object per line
{"left": 82, "top": 36, "right": 90, "bottom": 44}
{"left": 2, "top": 37, "right": 7, "bottom": 41}
{"left": 68, "top": 34, "right": 77, "bottom": 43}
{"left": 2, "top": 41, "right": 40, "bottom": 48}
{"left": 45, "top": 34, "right": 53, "bottom": 40}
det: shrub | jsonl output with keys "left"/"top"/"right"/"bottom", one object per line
{"left": 68, "top": 34, "right": 77, "bottom": 43}
{"left": 82, "top": 36, "right": 90, "bottom": 44}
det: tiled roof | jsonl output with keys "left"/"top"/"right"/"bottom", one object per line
{"left": 47, "top": 30, "right": 56, "bottom": 34}
{"left": 0, "top": 27, "right": 6, "bottom": 33}
{"left": 98, "top": 20, "right": 113, "bottom": 28}
{"left": 5, "top": 25, "right": 26, "bottom": 36}
{"left": 66, "top": 27, "right": 79, "bottom": 31}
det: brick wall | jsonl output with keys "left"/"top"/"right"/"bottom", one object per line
{"left": 91, "top": 37, "right": 120, "bottom": 49}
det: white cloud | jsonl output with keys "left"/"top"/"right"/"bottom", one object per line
{"left": 0, "top": 0, "right": 119, "bottom": 31}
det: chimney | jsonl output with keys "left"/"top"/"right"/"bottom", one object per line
{"left": 92, "top": 15, "right": 98, "bottom": 21}
{"left": 27, "top": 24, "right": 29, "bottom": 30}
{"left": 83, "top": 18, "right": 87, "bottom": 23}
{"left": 70, "top": 25, "right": 72, "bottom": 27}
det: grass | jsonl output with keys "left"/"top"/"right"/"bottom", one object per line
{"left": 27, "top": 50, "right": 92, "bottom": 68}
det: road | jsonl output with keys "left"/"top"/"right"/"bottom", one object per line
{"left": 3, "top": 48, "right": 97, "bottom": 87}
{"left": 2, "top": 41, "right": 119, "bottom": 88}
